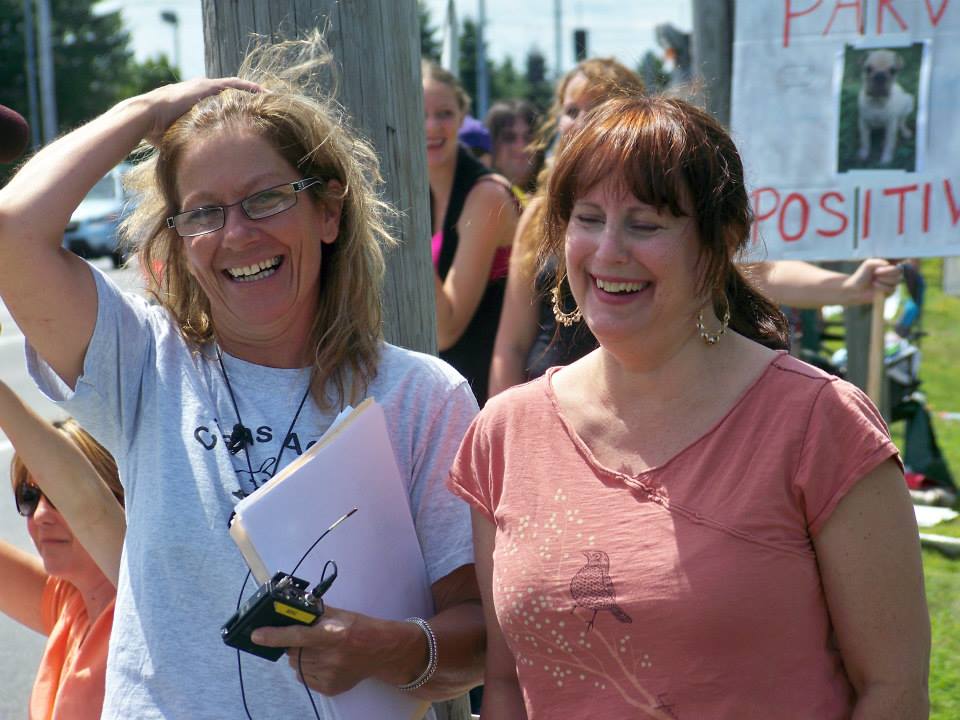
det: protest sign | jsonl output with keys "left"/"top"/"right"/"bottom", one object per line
{"left": 732, "top": 0, "right": 960, "bottom": 261}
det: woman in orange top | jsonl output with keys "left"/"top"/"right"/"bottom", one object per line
{"left": 0, "top": 381, "right": 123, "bottom": 720}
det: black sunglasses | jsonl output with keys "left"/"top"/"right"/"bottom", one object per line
{"left": 14, "top": 480, "right": 53, "bottom": 517}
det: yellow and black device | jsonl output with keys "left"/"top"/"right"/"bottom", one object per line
{"left": 221, "top": 571, "right": 331, "bottom": 661}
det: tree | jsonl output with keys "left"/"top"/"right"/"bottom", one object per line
{"left": 417, "top": 0, "right": 441, "bottom": 62}
{"left": 0, "top": 0, "right": 179, "bottom": 183}
{"left": 0, "top": 0, "right": 134, "bottom": 134}
{"left": 124, "top": 55, "right": 181, "bottom": 97}
{"left": 489, "top": 57, "right": 527, "bottom": 104}
{"left": 524, "top": 49, "right": 553, "bottom": 110}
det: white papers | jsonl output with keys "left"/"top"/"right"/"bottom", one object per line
{"left": 914, "top": 504, "right": 959, "bottom": 528}
{"left": 230, "top": 398, "right": 432, "bottom": 720}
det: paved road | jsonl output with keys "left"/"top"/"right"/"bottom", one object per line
{"left": 0, "top": 259, "right": 142, "bottom": 719}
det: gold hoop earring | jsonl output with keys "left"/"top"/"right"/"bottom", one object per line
{"left": 551, "top": 285, "right": 582, "bottom": 327}
{"left": 697, "top": 298, "right": 730, "bottom": 346}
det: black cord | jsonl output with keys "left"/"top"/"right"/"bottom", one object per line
{"left": 233, "top": 564, "right": 323, "bottom": 720}
{"left": 298, "top": 649, "right": 322, "bottom": 718}
{"left": 232, "top": 521, "right": 350, "bottom": 719}
{"left": 234, "top": 570, "right": 254, "bottom": 720}
{"left": 216, "top": 346, "right": 312, "bottom": 498}
{"left": 291, "top": 508, "right": 357, "bottom": 577}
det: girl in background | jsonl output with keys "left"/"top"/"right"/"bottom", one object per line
{"left": 423, "top": 61, "right": 519, "bottom": 405}
{"left": 0, "top": 380, "right": 123, "bottom": 720}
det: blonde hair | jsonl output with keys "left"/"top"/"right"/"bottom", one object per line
{"left": 515, "top": 58, "right": 647, "bottom": 276}
{"left": 121, "top": 31, "right": 396, "bottom": 408}
{"left": 11, "top": 418, "right": 123, "bottom": 507}
{"left": 420, "top": 59, "right": 472, "bottom": 113}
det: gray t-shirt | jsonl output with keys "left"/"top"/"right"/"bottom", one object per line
{"left": 28, "top": 266, "right": 478, "bottom": 719}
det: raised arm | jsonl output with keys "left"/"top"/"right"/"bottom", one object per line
{"left": 488, "top": 198, "right": 543, "bottom": 397}
{"left": 0, "top": 381, "right": 124, "bottom": 585}
{"left": 0, "top": 78, "right": 258, "bottom": 388}
{"left": 0, "top": 540, "right": 47, "bottom": 633}
{"left": 813, "top": 459, "right": 930, "bottom": 719}
{"left": 435, "top": 179, "right": 518, "bottom": 350}
{"left": 747, "top": 259, "right": 901, "bottom": 308}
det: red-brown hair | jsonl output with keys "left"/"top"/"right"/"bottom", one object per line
{"left": 542, "top": 95, "right": 788, "bottom": 349}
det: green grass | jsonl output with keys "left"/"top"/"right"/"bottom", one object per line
{"left": 821, "top": 259, "right": 960, "bottom": 715}
{"left": 896, "top": 259, "right": 960, "bottom": 719}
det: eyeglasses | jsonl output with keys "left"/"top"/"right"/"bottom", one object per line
{"left": 165, "top": 177, "right": 324, "bottom": 238}
{"left": 15, "top": 480, "right": 53, "bottom": 517}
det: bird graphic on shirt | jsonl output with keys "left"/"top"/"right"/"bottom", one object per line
{"left": 570, "top": 549, "right": 632, "bottom": 631}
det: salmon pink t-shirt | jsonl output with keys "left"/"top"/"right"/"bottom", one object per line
{"left": 29, "top": 577, "right": 114, "bottom": 720}
{"left": 448, "top": 353, "right": 899, "bottom": 720}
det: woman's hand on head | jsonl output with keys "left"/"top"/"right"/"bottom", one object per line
{"left": 140, "top": 77, "right": 263, "bottom": 145}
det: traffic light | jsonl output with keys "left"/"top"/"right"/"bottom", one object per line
{"left": 574, "top": 29, "right": 588, "bottom": 62}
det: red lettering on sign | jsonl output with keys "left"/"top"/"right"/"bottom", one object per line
{"left": 945, "top": 179, "right": 960, "bottom": 226}
{"left": 922, "top": 183, "right": 931, "bottom": 233}
{"left": 877, "top": 0, "right": 908, "bottom": 32}
{"left": 823, "top": 0, "right": 864, "bottom": 36}
{"left": 817, "top": 191, "right": 849, "bottom": 237}
{"left": 751, "top": 187, "right": 781, "bottom": 242}
{"left": 779, "top": 193, "right": 810, "bottom": 241}
{"left": 783, "top": 0, "right": 823, "bottom": 47}
{"left": 924, "top": 0, "right": 950, "bottom": 26}
{"left": 862, "top": 189, "right": 872, "bottom": 239}
{"left": 883, "top": 184, "right": 918, "bottom": 235}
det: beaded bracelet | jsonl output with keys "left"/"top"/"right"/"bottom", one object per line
{"left": 397, "top": 617, "right": 438, "bottom": 691}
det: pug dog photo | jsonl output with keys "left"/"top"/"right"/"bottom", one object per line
{"left": 837, "top": 43, "right": 923, "bottom": 172}
{"left": 858, "top": 49, "right": 914, "bottom": 164}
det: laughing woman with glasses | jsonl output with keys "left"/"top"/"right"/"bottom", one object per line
{"left": 0, "top": 380, "right": 123, "bottom": 720}
{"left": 0, "top": 32, "right": 483, "bottom": 719}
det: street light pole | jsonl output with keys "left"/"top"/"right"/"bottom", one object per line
{"left": 160, "top": 10, "right": 181, "bottom": 73}
{"left": 21, "top": 0, "right": 41, "bottom": 149}
{"left": 35, "top": 0, "right": 57, "bottom": 144}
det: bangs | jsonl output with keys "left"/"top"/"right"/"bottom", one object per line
{"left": 557, "top": 102, "right": 692, "bottom": 220}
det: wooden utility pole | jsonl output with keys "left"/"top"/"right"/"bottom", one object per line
{"left": 691, "top": 0, "right": 733, "bottom": 125}
{"left": 201, "top": 4, "right": 468, "bottom": 719}
{"left": 202, "top": 0, "right": 436, "bottom": 356}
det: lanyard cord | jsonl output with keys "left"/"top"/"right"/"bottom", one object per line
{"left": 216, "top": 346, "right": 312, "bottom": 499}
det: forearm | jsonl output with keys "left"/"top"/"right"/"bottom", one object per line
{"left": 0, "top": 541, "right": 47, "bottom": 632}
{"left": 489, "top": 257, "right": 538, "bottom": 397}
{"left": 852, "top": 683, "right": 929, "bottom": 719}
{"left": 0, "top": 95, "right": 153, "bottom": 249}
{"left": 0, "top": 382, "right": 124, "bottom": 584}
{"left": 434, "top": 273, "right": 458, "bottom": 351}
{"left": 403, "top": 600, "right": 485, "bottom": 700}
{"left": 750, "top": 261, "right": 852, "bottom": 308}
{"left": 488, "top": 348, "right": 528, "bottom": 398}
{"left": 251, "top": 598, "right": 485, "bottom": 699}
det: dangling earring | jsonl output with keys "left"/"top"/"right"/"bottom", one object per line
{"left": 551, "top": 285, "right": 582, "bottom": 327}
{"left": 697, "top": 296, "right": 730, "bottom": 345}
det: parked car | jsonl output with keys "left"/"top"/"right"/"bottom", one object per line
{"left": 63, "top": 162, "right": 132, "bottom": 267}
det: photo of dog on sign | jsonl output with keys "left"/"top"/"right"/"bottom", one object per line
{"left": 837, "top": 43, "right": 923, "bottom": 173}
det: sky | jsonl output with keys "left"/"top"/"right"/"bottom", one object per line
{"left": 96, "top": 0, "right": 692, "bottom": 81}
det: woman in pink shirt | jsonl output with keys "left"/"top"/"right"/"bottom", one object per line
{"left": 449, "top": 95, "right": 929, "bottom": 718}
{"left": 0, "top": 381, "right": 123, "bottom": 720}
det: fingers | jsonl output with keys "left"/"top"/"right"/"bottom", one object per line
{"left": 864, "top": 258, "right": 902, "bottom": 295}
{"left": 250, "top": 624, "right": 312, "bottom": 648}
{"left": 143, "top": 77, "right": 264, "bottom": 145}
